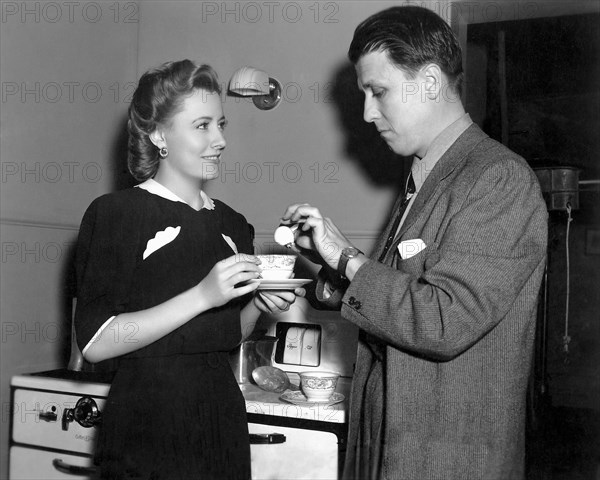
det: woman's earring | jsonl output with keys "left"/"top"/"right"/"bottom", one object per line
{"left": 159, "top": 147, "right": 168, "bottom": 158}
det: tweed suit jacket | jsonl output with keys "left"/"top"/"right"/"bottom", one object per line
{"left": 319, "top": 124, "right": 548, "bottom": 480}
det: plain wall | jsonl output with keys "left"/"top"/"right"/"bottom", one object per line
{"left": 134, "top": 1, "right": 426, "bottom": 253}
{"left": 0, "top": 2, "right": 139, "bottom": 476}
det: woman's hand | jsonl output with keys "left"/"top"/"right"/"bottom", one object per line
{"left": 281, "top": 204, "right": 354, "bottom": 270}
{"left": 197, "top": 254, "right": 261, "bottom": 310}
{"left": 253, "top": 288, "right": 306, "bottom": 314}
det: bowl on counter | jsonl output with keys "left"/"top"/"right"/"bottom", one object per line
{"left": 299, "top": 371, "right": 340, "bottom": 402}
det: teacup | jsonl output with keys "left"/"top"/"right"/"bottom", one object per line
{"left": 299, "top": 371, "right": 340, "bottom": 402}
{"left": 256, "top": 254, "right": 296, "bottom": 280}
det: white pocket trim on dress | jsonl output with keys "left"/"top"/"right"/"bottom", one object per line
{"left": 221, "top": 234, "right": 238, "bottom": 254}
{"left": 143, "top": 226, "right": 181, "bottom": 260}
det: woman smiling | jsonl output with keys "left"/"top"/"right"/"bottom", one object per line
{"left": 74, "top": 60, "right": 303, "bottom": 479}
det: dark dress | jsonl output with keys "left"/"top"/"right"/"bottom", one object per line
{"left": 74, "top": 183, "right": 254, "bottom": 479}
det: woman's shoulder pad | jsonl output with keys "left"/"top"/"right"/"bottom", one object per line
{"left": 212, "top": 198, "right": 246, "bottom": 220}
{"left": 88, "top": 187, "right": 146, "bottom": 209}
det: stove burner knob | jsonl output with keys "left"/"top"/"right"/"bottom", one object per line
{"left": 62, "top": 396, "right": 102, "bottom": 430}
{"left": 73, "top": 396, "right": 102, "bottom": 427}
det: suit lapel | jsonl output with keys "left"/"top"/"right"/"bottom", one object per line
{"left": 372, "top": 125, "right": 489, "bottom": 265}
{"left": 372, "top": 192, "right": 407, "bottom": 263}
{"left": 393, "top": 125, "right": 489, "bottom": 251}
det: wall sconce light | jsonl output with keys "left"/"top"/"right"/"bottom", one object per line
{"left": 228, "top": 66, "right": 282, "bottom": 110}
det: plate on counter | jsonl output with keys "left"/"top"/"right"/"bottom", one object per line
{"left": 257, "top": 279, "right": 312, "bottom": 290}
{"left": 279, "top": 391, "right": 345, "bottom": 407}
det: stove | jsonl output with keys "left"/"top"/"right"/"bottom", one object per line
{"left": 8, "top": 300, "right": 358, "bottom": 479}
{"left": 9, "top": 369, "right": 112, "bottom": 479}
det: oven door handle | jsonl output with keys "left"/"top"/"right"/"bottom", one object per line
{"left": 249, "top": 433, "right": 287, "bottom": 444}
{"left": 52, "top": 458, "right": 98, "bottom": 476}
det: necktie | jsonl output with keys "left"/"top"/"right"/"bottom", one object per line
{"left": 364, "top": 173, "right": 416, "bottom": 362}
{"left": 378, "top": 173, "right": 416, "bottom": 262}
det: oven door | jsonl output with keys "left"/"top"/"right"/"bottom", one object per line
{"left": 9, "top": 446, "right": 97, "bottom": 479}
{"left": 249, "top": 418, "right": 342, "bottom": 480}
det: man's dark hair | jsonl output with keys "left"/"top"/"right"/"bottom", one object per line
{"left": 348, "top": 6, "right": 463, "bottom": 96}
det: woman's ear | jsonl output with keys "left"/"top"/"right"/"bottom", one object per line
{"left": 423, "top": 63, "right": 442, "bottom": 100}
{"left": 149, "top": 129, "right": 166, "bottom": 149}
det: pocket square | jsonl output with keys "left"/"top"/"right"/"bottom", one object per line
{"left": 398, "top": 239, "right": 427, "bottom": 259}
{"left": 143, "top": 226, "right": 181, "bottom": 260}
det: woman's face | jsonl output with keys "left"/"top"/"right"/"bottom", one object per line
{"left": 156, "top": 89, "right": 227, "bottom": 183}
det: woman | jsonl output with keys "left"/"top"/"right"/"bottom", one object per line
{"left": 74, "top": 59, "right": 301, "bottom": 479}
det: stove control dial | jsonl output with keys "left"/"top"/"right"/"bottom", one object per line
{"left": 62, "top": 396, "right": 102, "bottom": 430}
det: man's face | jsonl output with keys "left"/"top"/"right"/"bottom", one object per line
{"left": 355, "top": 50, "right": 432, "bottom": 158}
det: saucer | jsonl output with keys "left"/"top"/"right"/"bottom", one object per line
{"left": 257, "top": 279, "right": 312, "bottom": 290}
{"left": 279, "top": 391, "right": 345, "bottom": 407}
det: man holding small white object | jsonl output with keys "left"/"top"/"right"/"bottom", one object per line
{"left": 281, "top": 6, "right": 547, "bottom": 480}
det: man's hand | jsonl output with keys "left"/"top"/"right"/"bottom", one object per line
{"left": 280, "top": 204, "right": 354, "bottom": 270}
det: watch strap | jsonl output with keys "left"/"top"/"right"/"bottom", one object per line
{"left": 337, "top": 247, "right": 362, "bottom": 279}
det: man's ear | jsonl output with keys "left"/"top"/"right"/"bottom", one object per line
{"left": 149, "top": 129, "right": 166, "bottom": 149}
{"left": 423, "top": 63, "right": 442, "bottom": 100}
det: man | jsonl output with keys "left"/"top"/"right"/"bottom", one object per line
{"left": 282, "top": 6, "right": 547, "bottom": 480}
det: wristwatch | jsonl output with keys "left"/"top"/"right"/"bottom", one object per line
{"left": 337, "top": 247, "right": 362, "bottom": 279}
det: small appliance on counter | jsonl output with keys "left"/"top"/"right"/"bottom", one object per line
{"left": 263, "top": 297, "right": 357, "bottom": 380}
{"left": 229, "top": 331, "right": 279, "bottom": 384}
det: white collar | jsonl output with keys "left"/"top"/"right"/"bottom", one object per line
{"left": 135, "top": 179, "right": 215, "bottom": 210}
{"left": 411, "top": 113, "right": 473, "bottom": 192}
